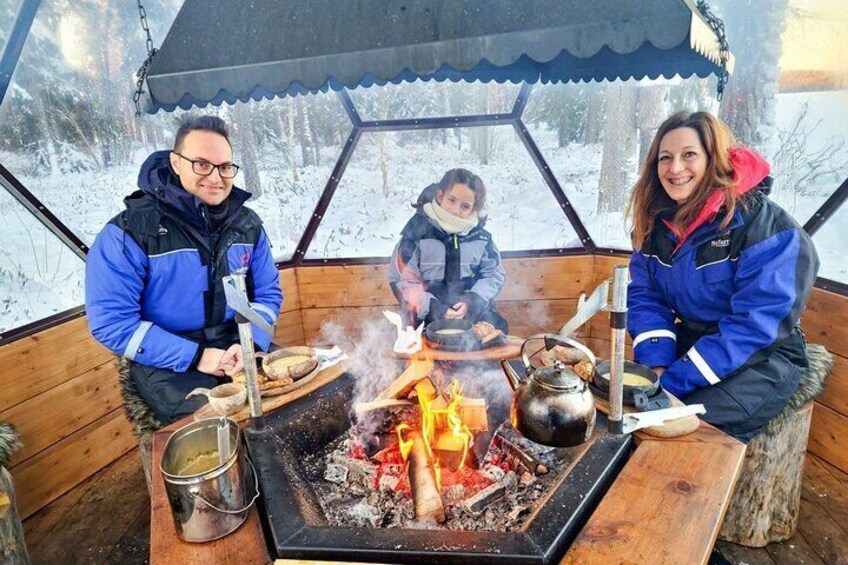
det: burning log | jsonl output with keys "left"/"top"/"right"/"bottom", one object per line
{"left": 458, "top": 397, "right": 488, "bottom": 431}
{"left": 377, "top": 359, "right": 435, "bottom": 400}
{"left": 354, "top": 398, "right": 415, "bottom": 413}
{"left": 434, "top": 431, "right": 468, "bottom": 471}
{"left": 405, "top": 430, "right": 446, "bottom": 523}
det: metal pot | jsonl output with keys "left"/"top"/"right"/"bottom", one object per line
{"left": 500, "top": 335, "right": 597, "bottom": 448}
{"left": 160, "top": 418, "right": 259, "bottom": 542}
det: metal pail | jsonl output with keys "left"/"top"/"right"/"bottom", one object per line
{"left": 160, "top": 417, "right": 259, "bottom": 542}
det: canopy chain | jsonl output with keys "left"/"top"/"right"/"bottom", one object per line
{"left": 133, "top": 0, "right": 159, "bottom": 117}
{"left": 696, "top": 0, "right": 730, "bottom": 101}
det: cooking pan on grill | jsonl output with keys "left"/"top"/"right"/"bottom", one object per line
{"left": 424, "top": 319, "right": 478, "bottom": 351}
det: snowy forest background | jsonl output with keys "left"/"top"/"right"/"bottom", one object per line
{"left": 0, "top": 0, "right": 846, "bottom": 333}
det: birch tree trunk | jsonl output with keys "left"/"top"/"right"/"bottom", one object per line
{"left": 597, "top": 83, "right": 637, "bottom": 213}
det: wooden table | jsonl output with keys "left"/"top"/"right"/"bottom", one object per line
{"left": 150, "top": 373, "right": 746, "bottom": 565}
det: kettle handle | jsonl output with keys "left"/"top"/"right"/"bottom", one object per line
{"left": 520, "top": 334, "right": 596, "bottom": 371}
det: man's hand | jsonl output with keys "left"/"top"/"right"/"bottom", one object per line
{"left": 218, "top": 344, "right": 245, "bottom": 376}
{"left": 653, "top": 367, "right": 666, "bottom": 378}
{"left": 445, "top": 302, "right": 469, "bottom": 319}
{"left": 197, "top": 348, "right": 227, "bottom": 376}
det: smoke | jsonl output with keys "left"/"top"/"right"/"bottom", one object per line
{"left": 318, "top": 316, "right": 400, "bottom": 405}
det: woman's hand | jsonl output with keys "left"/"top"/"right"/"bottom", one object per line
{"left": 445, "top": 302, "right": 469, "bottom": 319}
{"left": 652, "top": 367, "right": 666, "bottom": 378}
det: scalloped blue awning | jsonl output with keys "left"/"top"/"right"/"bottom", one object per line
{"left": 142, "top": 0, "right": 732, "bottom": 113}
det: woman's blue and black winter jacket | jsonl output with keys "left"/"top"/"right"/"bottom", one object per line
{"left": 628, "top": 177, "right": 819, "bottom": 400}
{"left": 85, "top": 151, "right": 282, "bottom": 372}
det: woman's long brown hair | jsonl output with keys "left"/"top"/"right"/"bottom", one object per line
{"left": 628, "top": 111, "right": 739, "bottom": 249}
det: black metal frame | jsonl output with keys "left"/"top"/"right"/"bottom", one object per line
{"left": 803, "top": 177, "right": 848, "bottom": 236}
{"left": 288, "top": 85, "right": 599, "bottom": 266}
{"left": 0, "top": 0, "right": 41, "bottom": 107}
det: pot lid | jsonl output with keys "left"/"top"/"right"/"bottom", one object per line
{"left": 532, "top": 364, "right": 583, "bottom": 392}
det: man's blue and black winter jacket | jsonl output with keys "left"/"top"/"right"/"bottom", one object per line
{"left": 85, "top": 151, "right": 282, "bottom": 372}
{"left": 628, "top": 149, "right": 819, "bottom": 400}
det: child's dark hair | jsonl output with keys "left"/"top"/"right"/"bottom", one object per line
{"left": 413, "top": 168, "right": 486, "bottom": 210}
{"left": 173, "top": 115, "right": 231, "bottom": 151}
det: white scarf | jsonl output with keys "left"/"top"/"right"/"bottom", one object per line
{"left": 423, "top": 200, "right": 479, "bottom": 234}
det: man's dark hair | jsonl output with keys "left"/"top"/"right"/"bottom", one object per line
{"left": 173, "top": 115, "right": 231, "bottom": 151}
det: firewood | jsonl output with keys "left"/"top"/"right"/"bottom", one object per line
{"left": 376, "top": 359, "right": 435, "bottom": 400}
{"left": 459, "top": 397, "right": 489, "bottom": 431}
{"left": 407, "top": 430, "right": 446, "bottom": 523}
{"left": 434, "top": 431, "right": 470, "bottom": 471}
{"left": 353, "top": 398, "right": 414, "bottom": 414}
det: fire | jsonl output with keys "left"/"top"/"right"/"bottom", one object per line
{"left": 395, "top": 376, "right": 474, "bottom": 490}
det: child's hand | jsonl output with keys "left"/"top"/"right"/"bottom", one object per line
{"left": 445, "top": 302, "right": 469, "bottom": 319}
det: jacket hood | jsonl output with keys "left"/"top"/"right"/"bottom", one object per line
{"left": 664, "top": 147, "right": 771, "bottom": 247}
{"left": 135, "top": 150, "right": 252, "bottom": 230}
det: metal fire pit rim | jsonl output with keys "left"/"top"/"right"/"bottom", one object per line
{"left": 247, "top": 372, "right": 631, "bottom": 564}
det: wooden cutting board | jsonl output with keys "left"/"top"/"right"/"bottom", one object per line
{"left": 593, "top": 391, "right": 701, "bottom": 439}
{"left": 393, "top": 334, "right": 524, "bottom": 361}
{"left": 193, "top": 363, "right": 346, "bottom": 422}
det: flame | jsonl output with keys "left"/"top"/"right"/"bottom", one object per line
{"left": 445, "top": 381, "right": 473, "bottom": 469}
{"left": 396, "top": 423, "right": 414, "bottom": 460}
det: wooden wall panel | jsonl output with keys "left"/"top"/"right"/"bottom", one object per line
{"left": 10, "top": 409, "right": 136, "bottom": 519}
{"left": 498, "top": 256, "right": 595, "bottom": 301}
{"left": 279, "top": 267, "right": 300, "bottom": 313}
{"left": 820, "top": 354, "right": 848, "bottom": 417}
{"left": 296, "top": 264, "right": 396, "bottom": 309}
{"left": 0, "top": 317, "right": 113, "bottom": 412}
{"left": 803, "top": 288, "right": 848, "bottom": 359}
{"left": 1, "top": 361, "right": 121, "bottom": 468}
{"left": 274, "top": 310, "right": 305, "bottom": 346}
{"left": 808, "top": 403, "right": 848, "bottom": 474}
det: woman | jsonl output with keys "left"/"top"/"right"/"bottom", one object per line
{"left": 627, "top": 111, "right": 819, "bottom": 442}
{"left": 388, "top": 168, "right": 508, "bottom": 333}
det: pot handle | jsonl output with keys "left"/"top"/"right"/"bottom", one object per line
{"left": 187, "top": 456, "right": 260, "bottom": 515}
{"left": 520, "top": 334, "right": 596, "bottom": 371}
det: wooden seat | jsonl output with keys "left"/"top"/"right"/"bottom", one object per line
{"left": 0, "top": 423, "right": 29, "bottom": 564}
{"left": 115, "top": 356, "right": 162, "bottom": 495}
{"left": 719, "top": 343, "right": 833, "bottom": 547}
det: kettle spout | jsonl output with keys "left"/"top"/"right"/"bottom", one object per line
{"left": 500, "top": 360, "right": 522, "bottom": 391}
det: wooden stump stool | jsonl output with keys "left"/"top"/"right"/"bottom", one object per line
{"left": 718, "top": 400, "right": 813, "bottom": 546}
{"left": 116, "top": 356, "right": 162, "bottom": 495}
{"left": 719, "top": 343, "right": 833, "bottom": 547}
{"left": 0, "top": 422, "right": 28, "bottom": 564}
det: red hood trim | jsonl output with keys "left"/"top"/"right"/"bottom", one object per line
{"left": 663, "top": 147, "right": 770, "bottom": 250}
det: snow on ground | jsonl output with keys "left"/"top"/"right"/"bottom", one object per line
{"left": 1, "top": 91, "right": 846, "bottom": 332}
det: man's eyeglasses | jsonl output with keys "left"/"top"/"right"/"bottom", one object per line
{"left": 173, "top": 152, "right": 240, "bottom": 179}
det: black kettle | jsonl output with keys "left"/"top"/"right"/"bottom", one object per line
{"left": 500, "top": 334, "right": 596, "bottom": 448}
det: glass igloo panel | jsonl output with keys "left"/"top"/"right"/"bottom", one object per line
{"left": 306, "top": 125, "right": 580, "bottom": 259}
{"left": 766, "top": 0, "right": 848, "bottom": 224}
{"left": 227, "top": 95, "right": 350, "bottom": 261}
{"left": 522, "top": 78, "right": 718, "bottom": 251}
{"left": 0, "top": 0, "right": 20, "bottom": 54}
{"left": 813, "top": 201, "right": 848, "bottom": 285}
{"left": 0, "top": 188, "right": 85, "bottom": 334}
{"left": 348, "top": 80, "right": 521, "bottom": 121}
{"left": 0, "top": 0, "right": 182, "bottom": 246}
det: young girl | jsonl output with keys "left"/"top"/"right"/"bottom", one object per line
{"left": 627, "top": 111, "right": 819, "bottom": 441}
{"left": 388, "top": 168, "right": 508, "bottom": 333}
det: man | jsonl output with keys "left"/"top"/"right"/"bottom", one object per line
{"left": 86, "top": 116, "right": 282, "bottom": 425}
